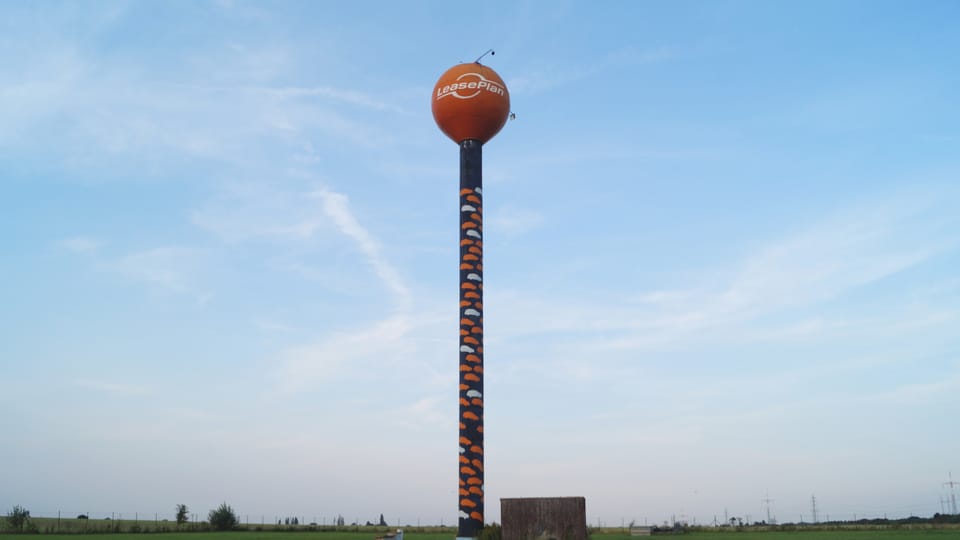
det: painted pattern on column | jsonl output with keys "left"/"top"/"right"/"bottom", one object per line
{"left": 458, "top": 142, "right": 484, "bottom": 536}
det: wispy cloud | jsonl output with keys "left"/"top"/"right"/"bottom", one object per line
{"left": 250, "top": 85, "right": 408, "bottom": 114}
{"left": 113, "top": 246, "right": 207, "bottom": 294}
{"left": 193, "top": 180, "right": 415, "bottom": 313}
{"left": 487, "top": 205, "right": 544, "bottom": 236}
{"left": 393, "top": 395, "right": 449, "bottom": 431}
{"left": 486, "top": 190, "right": 959, "bottom": 362}
{"left": 618, "top": 193, "right": 953, "bottom": 344}
{"left": 717, "top": 200, "right": 943, "bottom": 314}
{"left": 874, "top": 366, "right": 960, "bottom": 404}
{"left": 266, "top": 187, "right": 418, "bottom": 392}
{"left": 255, "top": 318, "right": 297, "bottom": 333}
{"left": 73, "top": 378, "right": 153, "bottom": 397}
{"left": 312, "top": 188, "right": 412, "bottom": 310}
{"left": 191, "top": 182, "right": 330, "bottom": 243}
{"left": 0, "top": 47, "right": 87, "bottom": 145}
{"left": 509, "top": 45, "right": 678, "bottom": 96}
{"left": 56, "top": 235, "right": 214, "bottom": 302}
{"left": 274, "top": 314, "right": 413, "bottom": 392}
{"left": 58, "top": 236, "right": 102, "bottom": 254}
{"left": 0, "top": 40, "right": 402, "bottom": 173}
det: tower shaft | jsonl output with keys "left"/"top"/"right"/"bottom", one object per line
{"left": 458, "top": 139, "right": 484, "bottom": 538}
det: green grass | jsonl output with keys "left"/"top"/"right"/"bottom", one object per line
{"left": 0, "top": 534, "right": 453, "bottom": 540}
{"left": 597, "top": 530, "right": 960, "bottom": 540}
{"left": 682, "top": 532, "right": 960, "bottom": 540}
{"left": 4, "top": 526, "right": 960, "bottom": 540}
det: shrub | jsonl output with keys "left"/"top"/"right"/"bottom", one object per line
{"left": 6, "top": 505, "right": 30, "bottom": 532}
{"left": 478, "top": 523, "right": 502, "bottom": 540}
{"left": 208, "top": 503, "right": 238, "bottom": 531}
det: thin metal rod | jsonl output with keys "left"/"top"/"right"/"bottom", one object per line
{"left": 474, "top": 49, "right": 495, "bottom": 64}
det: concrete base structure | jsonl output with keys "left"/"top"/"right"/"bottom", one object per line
{"left": 501, "top": 497, "right": 587, "bottom": 540}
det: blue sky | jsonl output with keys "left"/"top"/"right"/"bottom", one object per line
{"left": 2, "top": 0, "right": 959, "bottom": 527}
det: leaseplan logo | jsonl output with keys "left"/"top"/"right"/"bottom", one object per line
{"left": 436, "top": 72, "right": 506, "bottom": 100}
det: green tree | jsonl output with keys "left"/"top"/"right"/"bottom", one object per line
{"left": 6, "top": 505, "right": 30, "bottom": 532}
{"left": 208, "top": 503, "right": 238, "bottom": 531}
{"left": 176, "top": 504, "right": 189, "bottom": 527}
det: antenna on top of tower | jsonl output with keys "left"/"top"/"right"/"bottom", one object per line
{"left": 474, "top": 49, "right": 495, "bottom": 63}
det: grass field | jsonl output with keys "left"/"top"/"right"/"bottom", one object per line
{"left": 3, "top": 528, "right": 960, "bottom": 540}
{"left": 613, "top": 529, "right": 960, "bottom": 540}
{"left": 663, "top": 532, "right": 960, "bottom": 540}
{"left": 0, "top": 535, "right": 454, "bottom": 540}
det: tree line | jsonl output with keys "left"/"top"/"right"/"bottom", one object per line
{"left": 5, "top": 504, "right": 410, "bottom": 534}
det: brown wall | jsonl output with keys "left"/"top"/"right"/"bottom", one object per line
{"left": 501, "top": 497, "right": 586, "bottom": 540}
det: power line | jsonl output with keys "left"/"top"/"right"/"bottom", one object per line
{"left": 761, "top": 491, "right": 775, "bottom": 524}
{"left": 945, "top": 472, "right": 959, "bottom": 515}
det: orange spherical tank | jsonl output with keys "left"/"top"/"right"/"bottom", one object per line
{"left": 432, "top": 63, "right": 510, "bottom": 144}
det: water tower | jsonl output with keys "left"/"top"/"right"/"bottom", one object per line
{"left": 432, "top": 57, "right": 510, "bottom": 540}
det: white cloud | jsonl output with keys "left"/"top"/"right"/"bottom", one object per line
{"left": 193, "top": 181, "right": 415, "bottom": 310}
{"left": 58, "top": 236, "right": 101, "bottom": 253}
{"left": 395, "top": 396, "right": 448, "bottom": 431}
{"left": 267, "top": 298, "right": 455, "bottom": 397}
{"left": 251, "top": 85, "right": 408, "bottom": 114}
{"left": 482, "top": 189, "right": 959, "bottom": 372}
{"left": 487, "top": 205, "right": 544, "bottom": 236}
{"left": 313, "top": 188, "right": 412, "bottom": 309}
{"left": 600, "top": 193, "right": 958, "bottom": 350}
{"left": 509, "top": 45, "right": 677, "bottom": 96}
{"left": 274, "top": 314, "right": 413, "bottom": 392}
{"left": 0, "top": 39, "right": 401, "bottom": 175}
{"left": 190, "top": 178, "right": 343, "bottom": 244}
{"left": 73, "top": 378, "right": 152, "bottom": 397}
{"left": 255, "top": 318, "right": 297, "bottom": 333}
{"left": 718, "top": 202, "right": 940, "bottom": 315}
{"left": 870, "top": 366, "right": 960, "bottom": 405}
{"left": 113, "top": 246, "right": 206, "bottom": 293}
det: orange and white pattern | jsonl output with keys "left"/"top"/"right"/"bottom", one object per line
{"left": 458, "top": 179, "right": 485, "bottom": 534}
